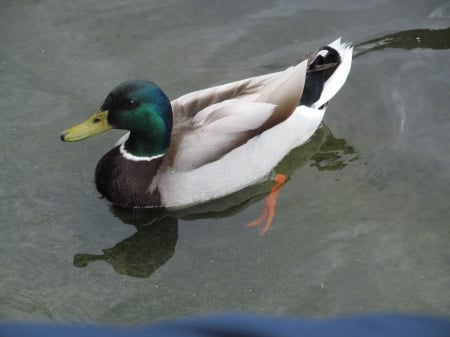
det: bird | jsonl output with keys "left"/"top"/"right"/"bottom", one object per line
{"left": 61, "top": 38, "right": 353, "bottom": 234}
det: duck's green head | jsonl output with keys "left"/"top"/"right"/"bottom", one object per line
{"left": 61, "top": 80, "right": 173, "bottom": 157}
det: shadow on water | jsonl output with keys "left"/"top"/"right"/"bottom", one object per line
{"left": 73, "top": 125, "right": 358, "bottom": 278}
{"left": 355, "top": 27, "right": 450, "bottom": 58}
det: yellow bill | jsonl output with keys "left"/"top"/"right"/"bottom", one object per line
{"left": 60, "top": 110, "right": 112, "bottom": 142}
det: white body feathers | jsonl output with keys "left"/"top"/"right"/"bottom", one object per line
{"left": 118, "top": 39, "right": 353, "bottom": 209}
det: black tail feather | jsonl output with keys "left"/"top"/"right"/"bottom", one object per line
{"left": 300, "top": 46, "right": 341, "bottom": 107}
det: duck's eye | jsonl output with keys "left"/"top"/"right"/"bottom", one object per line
{"left": 123, "top": 99, "right": 140, "bottom": 109}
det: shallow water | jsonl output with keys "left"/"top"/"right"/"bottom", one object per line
{"left": 1, "top": 0, "right": 449, "bottom": 325}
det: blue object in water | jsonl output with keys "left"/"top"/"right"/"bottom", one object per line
{"left": 1, "top": 314, "right": 449, "bottom": 337}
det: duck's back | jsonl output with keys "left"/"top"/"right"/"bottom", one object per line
{"left": 155, "top": 39, "right": 352, "bottom": 209}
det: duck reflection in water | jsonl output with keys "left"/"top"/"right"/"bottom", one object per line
{"left": 73, "top": 209, "right": 178, "bottom": 278}
{"left": 73, "top": 125, "right": 358, "bottom": 278}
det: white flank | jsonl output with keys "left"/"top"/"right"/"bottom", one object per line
{"left": 159, "top": 105, "right": 326, "bottom": 209}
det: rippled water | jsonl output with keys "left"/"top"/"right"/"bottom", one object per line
{"left": 1, "top": 0, "right": 449, "bottom": 325}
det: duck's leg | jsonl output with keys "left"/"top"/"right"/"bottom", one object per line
{"left": 246, "top": 173, "right": 287, "bottom": 236}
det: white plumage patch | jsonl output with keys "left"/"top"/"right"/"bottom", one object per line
{"left": 119, "top": 143, "right": 164, "bottom": 162}
{"left": 159, "top": 105, "right": 326, "bottom": 209}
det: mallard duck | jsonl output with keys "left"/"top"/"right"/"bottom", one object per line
{"left": 61, "top": 38, "right": 352, "bottom": 233}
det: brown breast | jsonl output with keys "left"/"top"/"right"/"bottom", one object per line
{"left": 95, "top": 146, "right": 164, "bottom": 208}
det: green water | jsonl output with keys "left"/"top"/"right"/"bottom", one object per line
{"left": 1, "top": 0, "right": 449, "bottom": 324}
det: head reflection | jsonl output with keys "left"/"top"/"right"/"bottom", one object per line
{"left": 74, "top": 208, "right": 178, "bottom": 278}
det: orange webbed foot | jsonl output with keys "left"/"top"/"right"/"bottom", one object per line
{"left": 246, "top": 173, "right": 287, "bottom": 236}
